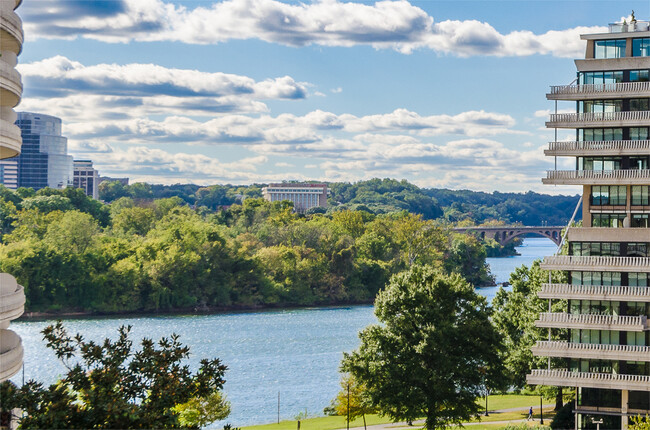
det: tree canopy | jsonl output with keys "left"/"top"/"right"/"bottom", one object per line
{"left": 0, "top": 322, "right": 229, "bottom": 429}
{"left": 342, "top": 265, "right": 505, "bottom": 429}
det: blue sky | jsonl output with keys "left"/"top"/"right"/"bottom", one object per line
{"left": 14, "top": 0, "right": 649, "bottom": 192}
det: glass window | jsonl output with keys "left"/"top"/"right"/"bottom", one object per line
{"left": 631, "top": 156, "right": 650, "bottom": 169}
{"left": 579, "top": 157, "right": 621, "bottom": 171}
{"left": 596, "top": 39, "right": 627, "bottom": 58}
{"left": 630, "top": 273, "right": 650, "bottom": 286}
{"left": 632, "top": 186, "right": 649, "bottom": 205}
{"left": 592, "top": 213, "right": 626, "bottom": 227}
{"left": 630, "top": 70, "right": 650, "bottom": 82}
{"left": 632, "top": 214, "right": 650, "bottom": 228}
{"left": 579, "top": 100, "right": 622, "bottom": 113}
{"left": 633, "top": 38, "right": 650, "bottom": 57}
{"left": 631, "top": 99, "right": 650, "bottom": 111}
{"left": 628, "top": 243, "right": 649, "bottom": 257}
{"left": 630, "top": 127, "right": 649, "bottom": 140}
{"left": 578, "top": 128, "right": 623, "bottom": 142}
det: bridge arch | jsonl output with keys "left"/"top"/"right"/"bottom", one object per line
{"left": 453, "top": 226, "right": 563, "bottom": 246}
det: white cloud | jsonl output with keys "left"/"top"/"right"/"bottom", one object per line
{"left": 22, "top": 0, "right": 605, "bottom": 58}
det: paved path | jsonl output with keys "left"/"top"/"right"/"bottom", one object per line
{"left": 339, "top": 404, "right": 555, "bottom": 430}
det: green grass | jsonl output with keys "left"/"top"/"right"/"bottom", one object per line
{"left": 241, "top": 394, "right": 551, "bottom": 430}
{"left": 479, "top": 394, "right": 547, "bottom": 411}
{"left": 241, "top": 414, "right": 394, "bottom": 430}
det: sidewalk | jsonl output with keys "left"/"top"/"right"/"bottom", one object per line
{"left": 339, "top": 404, "right": 554, "bottom": 430}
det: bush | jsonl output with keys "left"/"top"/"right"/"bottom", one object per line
{"left": 550, "top": 401, "right": 575, "bottom": 430}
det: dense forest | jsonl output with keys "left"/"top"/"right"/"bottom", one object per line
{"left": 0, "top": 186, "right": 494, "bottom": 315}
{"left": 99, "top": 178, "right": 580, "bottom": 226}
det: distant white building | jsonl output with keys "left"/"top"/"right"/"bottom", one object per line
{"left": 262, "top": 183, "right": 328, "bottom": 212}
{"left": 73, "top": 160, "right": 99, "bottom": 199}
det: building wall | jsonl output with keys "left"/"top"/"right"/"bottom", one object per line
{"left": 262, "top": 183, "right": 329, "bottom": 212}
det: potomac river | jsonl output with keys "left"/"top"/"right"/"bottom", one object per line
{"left": 10, "top": 237, "right": 555, "bottom": 427}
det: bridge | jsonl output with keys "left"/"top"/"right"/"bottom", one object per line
{"left": 453, "top": 226, "right": 564, "bottom": 246}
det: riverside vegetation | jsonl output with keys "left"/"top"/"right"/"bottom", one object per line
{"left": 0, "top": 178, "right": 577, "bottom": 315}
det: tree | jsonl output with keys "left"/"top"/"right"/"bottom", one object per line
{"left": 492, "top": 261, "right": 568, "bottom": 409}
{"left": 342, "top": 265, "right": 504, "bottom": 429}
{"left": 327, "top": 374, "right": 377, "bottom": 430}
{"left": 1, "top": 321, "right": 229, "bottom": 429}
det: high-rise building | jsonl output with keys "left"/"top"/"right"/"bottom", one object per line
{"left": 262, "top": 183, "right": 328, "bottom": 213}
{"left": 0, "top": 0, "right": 25, "bottom": 384}
{"left": 73, "top": 159, "right": 99, "bottom": 199}
{"left": 527, "top": 15, "right": 650, "bottom": 430}
{"left": 6, "top": 112, "right": 74, "bottom": 191}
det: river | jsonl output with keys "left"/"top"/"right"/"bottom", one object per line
{"left": 9, "top": 237, "right": 555, "bottom": 427}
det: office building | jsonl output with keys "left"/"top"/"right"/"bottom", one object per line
{"left": 262, "top": 183, "right": 328, "bottom": 212}
{"left": 73, "top": 160, "right": 99, "bottom": 199}
{"left": 527, "top": 15, "right": 650, "bottom": 429}
{"left": 0, "top": 0, "right": 25, "bottom": 385}
{"left": 7, "top": 112, "right": 74, "bottom": 191}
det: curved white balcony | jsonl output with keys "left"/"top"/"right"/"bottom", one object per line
{"left": 527, "top": 369, "right": 650, "bottom": 391}
{"left": 547, "top": 111, "right": 650, "bottom": 128}
{"left": 545, "top": 140, "right": 650, "bottom": 156}
{"left": 0, "top": 329, "right": 22, "bottom": 381}
{"left": 0, "top": 119, "right": 21, "bottom": 159}
{"left": 535, "top": 312, "right": 647, "bottom": 331}
{"left": 541, "top": 255, "right": 650, "bottom": 272}
{"left": 539, "top": 283, "right": 650, "bottom": 302}
{"left": 0, "top": 60, "right": 21, "bottom": 108}
{"left": 0, "top": 9, "right": 23, "bottom": 54}
{"left": 542, "top": 169, "right": 650, "bottom": 185}
{"left": 0, "top": 275, "right": 24, "bottom": 324}
{"left": 15, "top": 0, "right": 21, "bottom": 8}
{"left": 532, "top": 341, "right": 650, "bottom": 362}
{"left": 548, "top": 82, "right": 650, "bottom": 101}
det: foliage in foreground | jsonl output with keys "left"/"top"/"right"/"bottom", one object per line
{"left": 0, "top": 322, "right": 229, "bottom": 429}
{"left": 324, "top": 374, "right": 377, "bottom": 429}
{"left": 342, "top": 265, "right": 505, "bottom": 429}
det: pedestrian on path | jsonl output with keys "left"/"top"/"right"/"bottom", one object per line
{"left": 527, "top": 407, "right": 533, "bottom": 421}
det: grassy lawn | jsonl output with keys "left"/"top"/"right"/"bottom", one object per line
{"left": 241, "top": 414, "right": 393, "bottom": 430}
{"left": 241, "top": 394, "right": 552, "bottom": 430}
{"left": 479, "top": 394, "right": 547, "bottom": 411}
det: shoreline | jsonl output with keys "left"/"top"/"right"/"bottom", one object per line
{"left": 17, "top": 300, "right": 377, "bottom": 322}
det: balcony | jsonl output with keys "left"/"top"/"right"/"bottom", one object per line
{"left": 546, "top": 111, "right": 650, "bottom": 128}
{"left": 527, "top": 369, "right": 650, "bottom": 391}
{"left": 0, "top": 275, "right": 24, "bottom": 325}
{"left": 548, "top": 82, "right": 650, "bottom": 101}
{"left": 542, "top": 169, "right": 650, "bottom": 185}
{"left": 0, "top": 329, "right": 22, "bottom": 381}
{"left": 0, "top": 119, "right": 21, "bottom": 159}
{"left": 567, "top": 228, "right": 650, "bottom": 243}
{"left": 0, "top": 8, "right": 23, "bottom": 54}
{"left": 539, "top": 283, "right": 650, "bottom": 302}
{"left": 545, "top": 140, "right": 650, "bottom": 156}
{"left": 0, "top": 60, "right": 22, "bottom": 108}
{"left": 535, "top": 312, "right": 647, "bottom": 331}
{"left": 532, "top": 341, "right": 650, "bottom": 362}
{"left": 541, "top": 255, "right": 650, "bottom": 272}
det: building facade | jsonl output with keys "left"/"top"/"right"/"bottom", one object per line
{"left": 262, "top": 183, "right": 328, "bottom": 212}
{"left": 526, "top": 16, "right": 650, "bottom": 430}
{"left": 73, "top": 160, "right": 99, "bottom": 199}
{"left": 0, "top": 0, "right": 25, "bottom": 385}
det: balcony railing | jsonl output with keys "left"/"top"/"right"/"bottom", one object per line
{"left": 550, "top": 82, "right": 650, "bottom": 95}
{"left": 527, "top": 369, "right": 650, "bottom": 391}
{"left": 541, "top": 255, "right": 650, "bottom": 272}
{"left": 535, "top": 312, "right": 647, "bottom": 331}
{"left": 539, "top": 283, "right": 650, "bottom": 301}
{"left": 548, "top": 82, "right": 650, "bottom": 100}
{"left": 0, "top": 329, "right": 22, "bottom": 381}
{"left": 546, "top": 140, "right": 650, "bottom": 155}
{"left": 532, "top": 341, "right": 650, "bottom": 362}
{"left": 543, "top": 169, "right": 650, "bottom": 184}
{"left": 547, "top": 111, "right": 650, "bottom": 127}
{"left": 0, "top": 60, "right": 21, "bottom": 102}
{"left": 0, "top": 8, "right": 23, "bottom": 46}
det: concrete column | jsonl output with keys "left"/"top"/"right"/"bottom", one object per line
{"left": 586, "top": 40, "right": 595, "bottom": 59}
{"left": 622, "top": 389, "right": 629, "bottom": 430}
{"left": 583, "top": 185, "right": 592, "bottom": 227}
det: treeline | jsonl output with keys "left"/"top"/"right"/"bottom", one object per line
{"left": 0, "top": 186, "right": 494, "bottom": 315}
{"left": 99, "top": 178, "right": 579, "bottom": 226}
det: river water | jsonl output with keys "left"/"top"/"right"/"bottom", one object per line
{"left": 9, "top": 237, "right": 555, "bottom": 426}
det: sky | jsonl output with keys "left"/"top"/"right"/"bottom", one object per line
{"left": 13, "top": 0, "right": 650, "bottom": 193}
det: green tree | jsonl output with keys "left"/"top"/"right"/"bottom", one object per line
{"left": 1, "top": 321, "right": 229, "bottom": 429}
{"left": 492, "top": 261, "right": 567, "bottom": 408}
{"left": 327, "top": 374, "right": 377, "bottom": 430}
{"left": 342, "top": 265, "right": 504, "bottom": 429}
